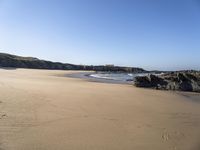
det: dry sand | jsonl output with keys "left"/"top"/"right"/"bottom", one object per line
{"left": 0, "top": 68, "right": 200, "bottom": 150}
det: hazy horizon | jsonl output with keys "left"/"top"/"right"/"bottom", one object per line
{"left": 0, "top": 0, "right": 200, "bottom": 71}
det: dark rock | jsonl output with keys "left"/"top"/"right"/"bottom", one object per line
{"left": 135, "top": 75, "right": 168, "bottom": 89}
{"left": 135, "top": 72, "right": 200, "bottom": 93}
{"left": 178, "top": 73, "right": 189, "bottom": 82}
{"left": 135, "top": 76, "right": 151, "bottom": 87}
{"left": 149, "top": 74, "right": 168, "bottom": 88}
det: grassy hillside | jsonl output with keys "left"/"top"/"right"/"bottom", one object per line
{"left": 0, "top": 53, "right": 145, "bottom": 73}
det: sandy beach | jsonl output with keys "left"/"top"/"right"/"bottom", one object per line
{"left": 0, "top": 68, "right": 200, "bottom": 150}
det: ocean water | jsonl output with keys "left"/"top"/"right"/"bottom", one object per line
{"left": 89, "top": 72, "right": 149, "bottom": 82}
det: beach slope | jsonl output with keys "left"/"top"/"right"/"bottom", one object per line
{"left": 0, "top": 69, "right": 200, "bottom": 150}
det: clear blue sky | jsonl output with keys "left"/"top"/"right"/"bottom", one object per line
{"left": 0, "top": 0, "right": 200, "bottom": 71}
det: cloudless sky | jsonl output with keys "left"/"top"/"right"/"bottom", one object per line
{"left": 0, "top": 0, "right": 200, "bottom": 70}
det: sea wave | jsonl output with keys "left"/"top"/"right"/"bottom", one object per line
{"left": 89, "top": 73, "right": 149, "bottom": 81}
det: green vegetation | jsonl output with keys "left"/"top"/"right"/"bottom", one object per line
{"left": 0, "top": 53, "right": 145, "bottom": 73}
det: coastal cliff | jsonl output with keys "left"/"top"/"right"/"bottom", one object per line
{"left": 0, "top": 53, "right": 145, "bottom": 73}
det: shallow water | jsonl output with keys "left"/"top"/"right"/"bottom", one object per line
{"left": 65, "top": 72, "right": 162, "bottom": 84}
{"left": 89, "top": 72, "right": 149, "bottom": 82}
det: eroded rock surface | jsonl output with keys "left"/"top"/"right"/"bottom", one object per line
{"left": 135, "top": 71, "right": 200, "bottom": 92}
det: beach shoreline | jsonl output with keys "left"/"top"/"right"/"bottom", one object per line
{"left": 63, "top": 71, "right": 134, "bottom": 84}
{"left": 0, "top": 69, "right": 200, "bottom": 150}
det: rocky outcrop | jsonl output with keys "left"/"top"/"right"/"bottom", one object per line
{"left": 135, "top": 72, "right": 200, "bottom": 92}
{"left": 135, "top": 74, "right": 168, "bottom": 89}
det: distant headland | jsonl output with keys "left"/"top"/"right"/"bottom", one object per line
{"left": 0, "top": 53, "right": 145, "bottom": 73}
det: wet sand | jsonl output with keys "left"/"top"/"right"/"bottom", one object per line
{"left": 0, "top": 68, "right": 200, "bottom": 150}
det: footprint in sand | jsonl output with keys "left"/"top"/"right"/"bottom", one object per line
{"left": 0, "top": 114, "right": 7, "bottom": 119}
{"left": 162, "top": 130, "right": 185, "bottom": 144}
{"left": 162, "top": 131, "right": 170, "bottom": 141}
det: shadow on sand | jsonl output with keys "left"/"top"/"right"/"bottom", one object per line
{"left": 0, "top": 67, "right": 17, "bottom": 70}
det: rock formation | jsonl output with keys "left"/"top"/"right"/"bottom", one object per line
{"left": 135, "top": 71, "right": 200, "bottom": 92}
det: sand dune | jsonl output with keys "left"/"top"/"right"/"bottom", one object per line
{"left": 0, "top": 69, "right": 200, "bottom": 150}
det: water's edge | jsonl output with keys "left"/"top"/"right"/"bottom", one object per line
{"left": 64, "top": 72, "right": 134, "bottom": 84}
